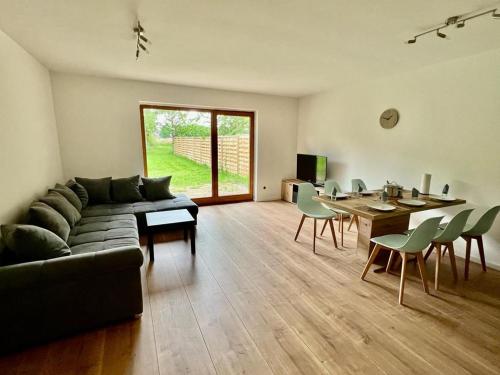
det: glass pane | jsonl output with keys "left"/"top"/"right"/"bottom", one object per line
{"left": 143, "top": 108, "right": 212, "bottom": 198}
{"left": 217, "top": 115, "right": 251, "bottom": 196}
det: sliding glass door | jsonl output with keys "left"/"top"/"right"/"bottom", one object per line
{"left": 140, "top": 105, "right": 254, "bottom": 204}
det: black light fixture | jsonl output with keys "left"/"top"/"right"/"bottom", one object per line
{"left": 406, "top": 7, "right": 499, "bottom": 44}
{"left": 134, "top": 20, "right": 151, "bottom": 60}
{"left": 436, "top": 29, "right": 447, "bottom": 39}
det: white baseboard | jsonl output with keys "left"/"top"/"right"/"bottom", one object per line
{"left": 457, "top": 254, "right": 500, "bottom": 271}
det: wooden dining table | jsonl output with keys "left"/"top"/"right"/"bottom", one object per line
{"left": 314, "top": 191, "right": 466, "bottom": 267}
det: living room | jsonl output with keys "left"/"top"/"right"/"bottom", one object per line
{"left": 1, "top": 1, "right": 500, "bottom": 374}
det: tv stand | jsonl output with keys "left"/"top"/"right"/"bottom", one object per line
{"left": 281, "top": 179, "right": 324, "bottom": 204}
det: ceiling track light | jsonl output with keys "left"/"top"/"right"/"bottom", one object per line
{"left": 134, "top": 20, "right": 151, "bottom": 60}
{"left": 406, "top": 7, "right": 499, "bottom": 44}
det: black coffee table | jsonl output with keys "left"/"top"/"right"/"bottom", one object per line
{"left": 145, "top": 209, "right": 196, "bottom": 261}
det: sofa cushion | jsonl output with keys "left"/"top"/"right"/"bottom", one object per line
{"left": 39, "top": 191, "right": 81, "bottom": 227}
{"left": 81, "top": 203, "right": 135, "bottom": 218}
{"left": 67, "top": 180, "right": 89, "bottom": 208}
{"left": 141, "top": 176, "right": 175, "bottom": 201}
{"left": 71, "top": 219, "right": 137, "bottom": 236}
{"left": 50, "top": 183, "right": 83, "bottom": 212}
{"left": 0, "top": 224, "right": 71, "bottom": 263}
{"left": 29, "top": 202, "right": 71, "bottom": 241}
{"left": 152, "top": 194, "right": 198, "bottom": 212}
{"left": 78, "top": 213, "right": 136, "bottom": 225}
{"left": 70, "top": 238, "right": 140, "bottom": 255}
{"left": 75, "top": 177, "right": 112, "bottom": 205}
{"left": 68, "top": 214, "right": 139, "bottom": 255}
{"left": 111, "top": 175, "right": 143, "bottom": 203}
{"left": 68, "top": 214, "right": 138, "bottom": 248}
{"left": 68, "top": 227, "right": 139, "bottom": 247}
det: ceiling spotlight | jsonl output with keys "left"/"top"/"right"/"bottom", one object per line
{"left": 134, "top": 20, "right": 151, "bottom": 60}
{"left": 436, "top": 29, "right": 447, "bottom": 38}
{"left": 407, "top": 38, "right": 417, "bottom": 44}
{"left": 457, "top": 21, "right": 465, "bottom": 28}
{"left": 493, "top": 9, "right": 500, "bottom": 18}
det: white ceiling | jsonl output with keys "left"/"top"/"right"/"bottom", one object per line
{"left": 1, "top": 0, "right": 500, "bottom": 97}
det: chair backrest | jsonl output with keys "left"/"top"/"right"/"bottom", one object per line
{"left": 324, "top": 179, "right": 342, "bottom": 196}
{"left": 464, "top": 205, "right": 500, "bottom": 236}
{"left": 435, "top": 209, "right": 474, "bottom": 242}
{"left": 399, "top": 216, "right": 444, "bottom": 252}
{"left": 297, "top": 183, "right": 332, "bottom": 217}
{"left": 351, "top": 179, "right": 367, "bottom": 192}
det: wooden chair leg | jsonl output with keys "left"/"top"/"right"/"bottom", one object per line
{"left": 464, "top": 237, "right": 472, "bottom": 281}
{"left": 477, "top": 236, "right": 487, "bottom": 272}
{"left": 399, "top": 253, "right": 408, "bottom": 305}
{"left": 434, "top": 243, "right": 441, "bottom": 291}
{"left": 348, "top": 215, "right": 359, "bottom": 231}
{"left": 320, "top": 220, "right": 328, "bottom": 236}
{"left": 313, "top": 219, "right": 317, "bottom": 254}
{"left": 447, "top": 242, "right": 458, "bottom": 282}
{"left": 328, "top": 219, "right": 338, "bottom": 249}
{"left": 386, "top": 250, "right": 396, "bottom": 273}
{"left": 416, "top": 252, "right": 429, "bottom": 294}
{"left": 423, "top": 243, "right": 435, "bottom": 262}
{"left": 347, "top": 215, "right": 355, "bottom": 231}
{"left": 442, "top": 246, "right": 448, "bottom": 257}
{"left": 340, "top": 215, "right": 344, "bottom": 247}
{"left": 294, "top": 214, "right": 306, "bottom": 241}
{"left": 361, "top": 244, "right": 381, "bottom": 280}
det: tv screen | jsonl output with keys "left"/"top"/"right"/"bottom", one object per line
{"left": 297, "top": 154, "right": 327, "bottom": 185}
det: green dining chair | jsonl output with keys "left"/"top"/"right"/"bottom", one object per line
{"left": 459, "top": 205, "right": 500, "bottom": 280}
{"left": 320, "top": 179, "right": 351, "bottom": 247}
{"left": 294, "top": 183, "right": 338, "bottom": 253}
{"left": 348, "top": 179, "right": 367, "bottom": 231}
{"left": 361, "top": 216, "right": 443, "bottom": 305}
{"left": 351, "top": 178, "right": 367, "bottom": 192}
{"left": 422, "top": 209, "right": 474, "bottom": 290}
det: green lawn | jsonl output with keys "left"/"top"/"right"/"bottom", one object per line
{"left": 146, "top": 142, "right": 248, "bottom": 194}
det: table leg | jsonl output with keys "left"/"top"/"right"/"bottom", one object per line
{"left": 148, "top": 232, "right": 155, "bottom": 262}
{"left": 190, "top": 225, "right": 196, "bottom": 255}
{"left": 183, "top": 227, "right": 188, "bottom": 241}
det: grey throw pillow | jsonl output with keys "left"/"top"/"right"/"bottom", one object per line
{"left": 39, "top": 191, "right": 81, "bottom": 227}
{"left": 67, "top": 180, "right": 89, "bottom": 208}
{"left": 0, "top": 224, "right": 70, "bottom": 263}
{"left": 141, "top": 176, "right": 176, "bottom": 201}
{"left": 111, "top": 175, "right": 143, "bottom": 203}
{"left": 50, "top": 183, "right": 83, "bottom": 212}
{"left": 29, "top": 202, "right": 71, "bottom": 241}
{"left": 75, "top": 177, "right": 112, "bottom": 205}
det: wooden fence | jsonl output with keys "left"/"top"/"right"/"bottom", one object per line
{"left": 173, "top": 136, "right": 250, "bottom": 176}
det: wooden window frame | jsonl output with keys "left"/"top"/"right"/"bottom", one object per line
{"left": 140, "top": 104, "right": 255, "bottom": 206}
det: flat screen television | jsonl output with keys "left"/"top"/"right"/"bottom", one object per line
{"left": 297, "top": 154, "right": 327, "bottom": 185}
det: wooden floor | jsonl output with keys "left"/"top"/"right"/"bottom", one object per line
{"left": 1, "top": 201, "right": 500, "bottom": 374}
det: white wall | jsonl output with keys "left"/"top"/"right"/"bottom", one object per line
{"left": 0, "top": 30, "right": 63, "bottom": 224}
{"left": 51, "top": 73, "right": 297, "bottom": 201}
{"left": 297, "top": 48, "right": 500, "bottom": 269}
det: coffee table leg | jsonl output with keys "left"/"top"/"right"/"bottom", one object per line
{"left": 148, "top": 232, "right": 155, "bottom": 262}
{"left": 190, "top": 226, "right": 196, "bottom": 255}
{"left": 183, "top": 227, "right": 188, "bottom": 241}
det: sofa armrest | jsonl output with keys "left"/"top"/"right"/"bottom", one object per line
{"left": 0, "top": 246, "right": 143, "bottom": 293}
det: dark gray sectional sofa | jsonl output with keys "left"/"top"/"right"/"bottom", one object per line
{"left": 0, "top": 179, "right": 198, "bottom": 353}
